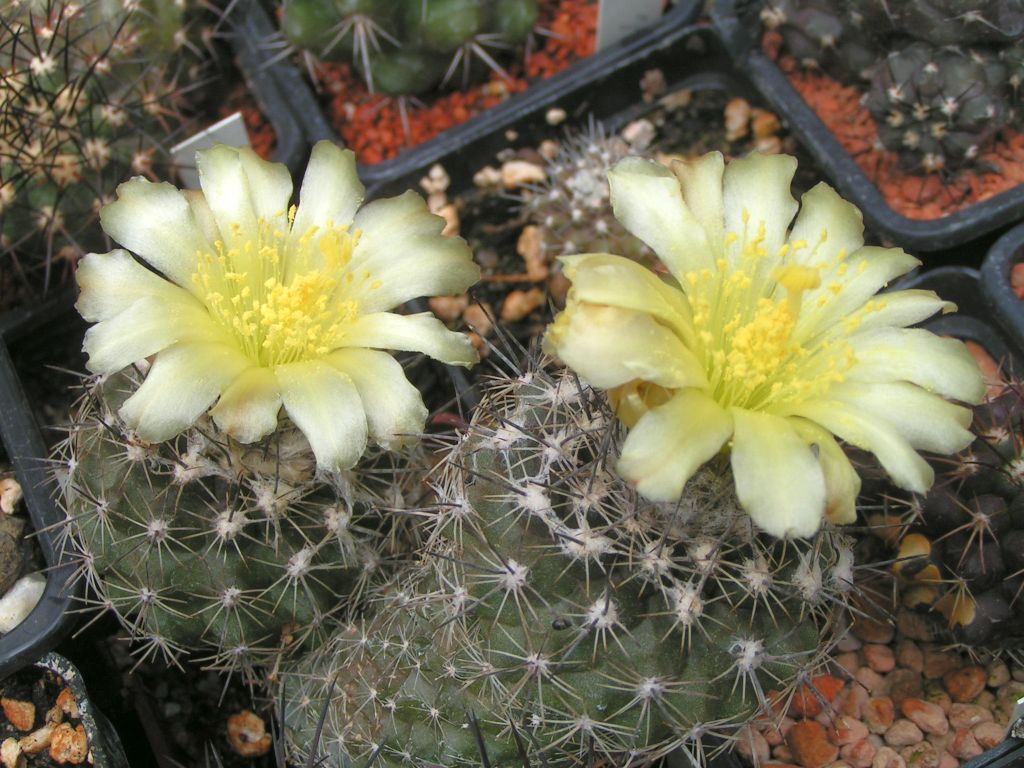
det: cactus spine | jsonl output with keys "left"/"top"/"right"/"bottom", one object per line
{"left": 57, "top": 369, "right": 425, "bottom": 674}
{"left": 282, "top": 360, "right": 858, "bottom": 766}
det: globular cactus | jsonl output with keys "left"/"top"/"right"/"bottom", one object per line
{"left": 523, "top": 125, "right": 655, "bottom": 268}
{"left": 280, "top": 0, "right": 539, "bottom": 96}
{"left": 281, "top": 359, "right": 859, "bottom": 766}
{"left": 57, "top": 368, "right": 425, "bottom": 675}
{"left": 0, "top": 0, "right": 210, "bottom": 308}
{"left": 877, "top": 379, "right": 1024, "bottom": 652}
{"left": 760, "top": 0, "right": 882, "bottom": 82}
{"left": 863, "top": 43, "right": 1011, "bottom": 172}
{"left": 884, "top": 0, "right": 1024, "bottom": 47}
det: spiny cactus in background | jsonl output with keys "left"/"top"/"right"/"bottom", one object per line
{"left": 56, "top": 368, "right": 425, "bottom": 675}
{"left": 282, "top": 358, "right": 859, "bottom": 766}
{"left": 0, "top": 0, "right": 211, "bottom": 309}
{"left": 863, "top": 43, "right": 1010, "bottom": 173}
{"left": 762, "top": 0, "right": 1024, "bottom": 173}
{"left": 523, "top": 124, "right": 656, "bottom": 269}
{"left": 280, "top": 0, "right": 539, "bottom": 96}
{"left": 873, "top": 378, "right": 1024, "bottom": 654}
{"left": 759, "top": 0, "right": 881, "bottom": 82}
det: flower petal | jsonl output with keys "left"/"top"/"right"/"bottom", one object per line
{"left": 790, "top": 418, "right": 860, "bottom": 525}
{"left": 730, "top": 408, "right": 826, "bottom": 538}
{"left": 83, "top": 295, "right": 225, "bottom": 374}
{"left": 209, "top": 366, "right": 282, "bottom": 444}
{"left": 291, "top": 142, "right": 364, "bottom": 239}
{"left": 722, "top": 153, "right": 798, "bottom": 267}
{"left": 347, "top": 191, "right": 478, "bottom": 312}
{"left": 795, "top": 246, "right": 920, "bottom": 343}
{"left": 183, "top": 190, "right": 220, "bottom": 245}
{"left": 276, "top": 359, "right": 367, "bottom": 471}
{"left": 328, "top": 348, "right": 427, "bottom": 449}
{"left": 76, "top": 249, "right": 199, "bottom": 322}
{"left": 342, "top": 312, "right": 478, "bottom": 367}
{"left": 544, "top": 302, "right": 707, "bottom": 391}
{"left": 827, "top": 381, "right": 974, "bottom": 453}
{"left": 845, "top": 289, "right": 954, "bottom": 334}
{"left": 617, "top": 389, "right": 732, "bottom": 502}
{"left": 847, "top": 327, "right": 986, "bottom": 405}
{"left": 786, "top": 398, "right": 934, "bottom": 494}
{"left": 120, "top": 342, "right": 251, "bottom": 442}
{"left": 788, "top": 182, "right": 864, "bottom": 270}
{"left": 196, "top": 145, "right": 292, "bottom": 262}
{"left": 99, "top": 177, "right": 211, "bottom": 291}
{"left": 607, "top": 157, "right": 714, "bottom": 280}
{"left": 559, "top": 253, "right": 694, "bottom": 343}
{"left": 671, "top": 152, "right": 725, "bottom": 261}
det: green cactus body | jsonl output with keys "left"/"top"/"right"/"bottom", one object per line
{"left": 864, "top": 43, "right": 1010, "bottom": 172}
{"left": 887, "top": 0, "right": 1024, "bottom": 46}
{"left": 58, "top": 371, "right": 423, "bottom": 673}
{"left": 887, "top": 383, "right": 1024, "bottom": 652}
{"left": 283, "top": 362, "right": 856, "bottom": 765}
{"left": 279, "top": 0, "right": 539, "bottom": 96}
{"left": 0, "top": 0, "right": 210, "bottom": 307}
{"left": 526, "top": 127, "right": 656, "bottom": 268}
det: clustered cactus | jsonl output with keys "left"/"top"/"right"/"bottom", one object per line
{"left": 57, "top": 368, "right": 425, "bottom": 675}
{"left": 280, "top": 0, "right": 539, "bottom": 96}
{"left": 282, "top": 360, "right": 858, "bottom": 766}
{"left": 877, "top": 378, "right": 1024, "bottom": 654}
{"left": 0, "top": 0, "right": 209, "bottom": 307}
{"left": 522, "top": 124, "right": 656, "bottom": 268}
{"left": 761, "top": 0, "right": 1024, "bottom": 172}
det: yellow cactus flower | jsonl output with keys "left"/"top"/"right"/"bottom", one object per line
{"left": 544, "top": 152, "right": 985, "bottom": 538}
{"left": 77, "top": 141, "right": 480, "bottom": 470}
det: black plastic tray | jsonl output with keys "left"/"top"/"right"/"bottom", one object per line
{"left": 981, "top": 223, "right": 1024, "bottom": 356}
{"left": 0, "top": 295, "right": 81, "bottom": 680}
{"left": 710, "top": 0, "right": 1024, "bottom": 254}
{"left": 262, "top": 0, "right": 704, "bottom": 191}
{"left": 223, "top": 0, "right": 307, "bottom": 174}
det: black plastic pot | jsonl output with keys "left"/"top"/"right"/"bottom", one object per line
{"left": 981, "top": 223, "right": 1024, "bottom": 356}
{"left": 223, "top": 1, "right": 307, "bottom": 174}
{"left": 34, "top": 652, "right": 130, "bottom": 768}
{"left": 261, "top": 0, "right": 704, "bottom": 191}
{"left": 710, "top": 0, "right": 1024, "bottom": 254}
{"left": 0, "top": 295, "right": 82, "bottom": 680}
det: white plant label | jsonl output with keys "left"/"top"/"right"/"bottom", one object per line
{"left": 596, "top": 0, "right": 664, "bottom": 51}
{"left": 171, "top": 112, "right": 251, "bottom": 189}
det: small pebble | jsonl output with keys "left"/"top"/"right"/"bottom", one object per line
{"left": 922, "top": 649, "right": 958, "bottom": 681}
{"left": 948, "top": 703, "right": 993, "bottom": 730}
{"left": 836, "top": 652, "right": 861, "bottom": 676}
{"left": 865, "top": 645, "right": 897, "bottom": 674}
{"left": 18, "top": 725, "right": 53, "bottom": 756}
{"left": 836, "top": 634, "right": 863, "bottom": 653}
{"left": 48, "top": 723, "right": 87, "bottom": 765}
{"left": 0, "top": 479, "right": 21, "bottom": 515}
{"left": 428, "top": 295, "right": 469, "bottom": 324}
{"left": 0, "top": 738, "right": 23, "bottom": 768}
{"left": 922, "top": 681, "right": 951, "bottom": 714}
{"left": 857, "top": 668, "right": 886, "bottom": 695}
{"left": 896, "top": 641, "right": 923, "bottom": 673}
{"left": 864, "top": 697, "right": 897, "bottom": 734}
{"left": 724, "top": 97, "right": 751, "bottom": 141}
{"left": 516, "top": 225, "right": 548, "bottom": 282}
{"left": 787, "top": 720, "right": 839, "bottom": 768}
{"left": 621, "top": 118, "right": 655, "bottom": 151}
{"left": 901, "top": 699, "right": 947, "bottom": 736}
{"left": 971, "top": 721, "right": 1004, "bottom": 749}
{"left": 936, "top": 752, "right": 957, "bottom": 768}
{"left": 472, "top": 166, "right": 502, "bottom": 188}
{"left": 986, "top": 660, "right": 1010, "bottom": 688}
{"left": 837, "top": 685, "right": 869, "bottom": 719}
{"left": 0, "top": 573, "right": 46, "bottom": 633}
{"left": 0, "top": 700, "right": 33, "bottom": 732}
{"left": 840, "top": 739, "right": 876, "bottom": 768}
{"left": 871, "top": 746, "right": 907, "bottom": 768}
{"left": 829, "top": 717, "right": 870, "bottom": 746}
{"left": 887, "top": 670, "right": 924, "bottom": 707}
{"left": 545, "top": 107, "right": 567, "bottom": 126}
{"left": 948, "top": 728, "right": 983, "bottom": 761}
{"left": 943, "top": 667, "right": 986, "bottom": 703}
{"left": 736, "top": 727, "right": 770, "bottom": 765}
{"left": 898, "top": 741, "right": 938, "bottom": 768}
{"left": 462, "top": 304, "right": 494, "bottom": 337}
{"left": 500, "top": 288, "right": 545, "bottom": 322}
{"left": 885, "top": 719, "right": 924, "bottom": 747}
{"left": 501, "top": 160, "right": 546, "bottom": 188}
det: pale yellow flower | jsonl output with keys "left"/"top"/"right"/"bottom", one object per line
{"left": 545, "top": 152, "right": 985, "bottom": 538}
{"left": 77, "top": 141, "right": 480, "bottom": 470}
